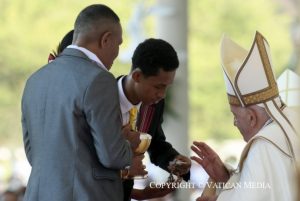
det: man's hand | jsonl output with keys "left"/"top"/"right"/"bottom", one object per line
{"left": 196, "top": 195, "right": 218, "bottom": 201}
{"left": 168, "top": 155, "right": 191, "bottom": 176}
{"left": 128, "top": 154, "right": 147, "bottom": 178}
{"left": 122, "top": 124, "right": 140, "bottom": 150}
{"left": 191, "top": 141, "right": 229, "bottom": 183}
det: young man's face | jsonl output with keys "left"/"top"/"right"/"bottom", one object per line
{"left": 134, "top": 68, "right": 176, "bottom": 105}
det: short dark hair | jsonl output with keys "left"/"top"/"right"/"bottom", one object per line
{"left": 53, "top": 30, "right": 74, "bottom": 56}
{"left": 74, "top": 4, "right": 120, "bottom": 36}
{"left": 131, "top": 38, "right": 179, "bottom": 77}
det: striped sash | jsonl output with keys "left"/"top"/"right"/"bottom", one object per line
{"left": 137, "top": 104, "right": 155, "bottom": 133}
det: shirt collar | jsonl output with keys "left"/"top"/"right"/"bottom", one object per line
{"left": 118, "top": 76, "right": 141, "bottom": 114}
{"left": 67, "top": 45, "right": 107, "bottom": 71}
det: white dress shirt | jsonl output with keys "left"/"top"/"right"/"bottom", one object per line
{"left": 67, "top": 45, "right": 107, "bottom": 71}
{"left": 117, "top": 76, "right": 141, "bottom": 125}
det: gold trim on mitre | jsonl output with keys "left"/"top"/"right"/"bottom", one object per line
{"left": 221, "top": 31, "right": 279, "bottom": 106}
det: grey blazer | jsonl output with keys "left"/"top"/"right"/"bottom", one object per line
{"left": 21, "top": 48, "right": 132, "bottom": 201}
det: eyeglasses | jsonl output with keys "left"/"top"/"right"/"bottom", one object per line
{"left": 234, "top": 117, "right": 238, "bottom": 125}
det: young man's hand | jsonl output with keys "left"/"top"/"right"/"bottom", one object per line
{"left": 168, "top": 155, "right": 191, "bottom": 176}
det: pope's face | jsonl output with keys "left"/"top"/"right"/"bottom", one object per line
{"left": 134, "top": 69, "right": 176, "bottom": 105}
{"left": 230, "top": 105, "right": 253, "bottom": 142}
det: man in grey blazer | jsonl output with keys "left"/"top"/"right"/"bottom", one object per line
{"left": 21, "top": 4, "right": 137, "bottom": 201}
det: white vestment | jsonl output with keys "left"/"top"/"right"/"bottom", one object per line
{"left": 216, "top": 107, "right": 299, "bottom": 201}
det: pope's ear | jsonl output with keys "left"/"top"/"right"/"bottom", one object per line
{"left": 131, "top": 69, "right": 143, "bottom": 82}
{"left": 247, "top": 108, "right": 257, "bottom": 127}
{"left": 99, "top": 31, "right": 111, "bottom": 48}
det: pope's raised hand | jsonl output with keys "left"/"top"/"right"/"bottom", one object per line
{"left": 191, "top": 141, "right": 229, "bottom": 183}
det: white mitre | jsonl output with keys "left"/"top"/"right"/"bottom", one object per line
{"left": 277, "top": 69, "right": 300, "bottom": 107}
{"left": 221, "top": 31, "right": 279, "bottom": 106}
